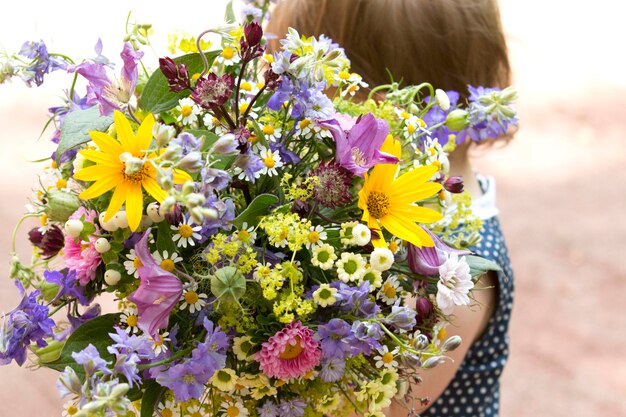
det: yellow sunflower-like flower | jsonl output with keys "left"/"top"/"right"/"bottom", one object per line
{"left": 358, "top": 137, "right": 443, "bottom": 248}
{"left": 74, "top": 111, "right": 190, "bottom": 231}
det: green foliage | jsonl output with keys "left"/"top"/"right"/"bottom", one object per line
{"left": 231, "top": 194, "right": 279, "bottom": 229}
{"left": 139, "top": 52, "right": 220, "bottom": 114}
{"left": 466, "top": 255, "right": 502, "bottom": 279}
{"left": 140, "top": 380, "right": 167, "bottom": 417}
{"left": 156, "top": 219, "right": 177, "bottom": 255}
{"left": 56, "top": 107, "right": 113, "bottom": 162}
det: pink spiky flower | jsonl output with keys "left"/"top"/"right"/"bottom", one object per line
{"left": 255, "top": 321, "right": 321, "bottom": 379}
{"left": 63, "top": 207, "right": 102, "bottom": 286}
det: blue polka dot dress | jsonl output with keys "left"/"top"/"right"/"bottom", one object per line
{"left": 421, "top": 177, "right": 515, "bottom": 417}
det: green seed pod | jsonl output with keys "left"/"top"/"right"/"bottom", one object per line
{"left": 211, "top": 266, "right": 246, "bottom": 303}
{"left": 38, "top": 281, "right": 60, "bottom": 303}
{"left": 45, "top": 190, "right": 80, "bottom": 223}
{"left": 445, "top": 109, "right": 469, "bottom": 132}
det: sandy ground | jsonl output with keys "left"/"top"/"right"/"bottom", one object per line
{"left": 0, "top": 0, "right": 625, "bottom": 416}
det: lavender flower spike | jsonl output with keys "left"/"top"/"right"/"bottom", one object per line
{"left": 127, "top": 231, "right": 183, "bottom": 339}
{"left": 320, "top": 113, "right": 398, "bottom": 177}
{"left": 407, "top": 227, "right": 472, "bottom": 275}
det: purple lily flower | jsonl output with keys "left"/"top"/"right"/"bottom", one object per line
{"left": 127, "top": 231, "right": 183, "bottom": 339}
{"left": 407, "top": 227, "right": 472, "bottom": 275}
{"left": 320, "top": 113, "right": 398, "bottom": 177}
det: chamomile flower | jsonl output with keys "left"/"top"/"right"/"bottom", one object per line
{"left": 370, "top": 247, "right": 395, "bottom": 271}
{"left": 335, "top": 71, "right": 368, "bottom": 97}
{"left": 239, "top": 79, "right": 261, "bottom": 96}
{"left": 316, "top": 394, "right": 342, "bottom": 414}
{"left": 176, "top": 97, "right": 201, "bottom": 126}
{"left": 361, "top": 267, "right": 383, "bottom": 290}
{"left": 152, "top": 250, "right": 183, "bottom": 273}
{"left": 403, "top": 114, "right": 428, "bottom": 140}
{"left": 238, "top": 97, "right": 259, "bottom": 119}
{"left": 235, "top": 222, "right": 257, "bottom": 245}
{"left": 378, "top": 275, "right": 401, "bottom": 305}
{"left": 388, "top": 237, "right": 404, "bottom": 255}
{"left": 340, "top": 221, "right": 359, "bottom": 247}
{"left": 374, "top": 345, "right": 400, "bottom": 368}
{"left": 311, "top": 244, "right": 337, "bottom": 270}
{"left": 418, "top": 137, "right": 449, "bottom": 172}
{"left": 203, "top": 114, "right": 228, "bottom": 135}
{"left": 158, "top": 399, "right": 181, "bottom": 417}
{"left": 352, "top": 223, "right": 372, "bottom": 246}
{"left": 262, "top": 53, "right": 274, "bottom": 64}
{"left": 312, "top": 283, "right": 338, "bottom": 307}
{"left": 294, "top": 118, "right": 331, "bottom": 140}
{"left": 151, "top": 332, "right": 170, "bottom": 356}
{"left": 221, "top": 400, "right": 249, "bottom": 417}
{"left": 336, "top": 252, "right": 367, "bottom": 282}
{"left": 123, "top": 249, "right": 142, "bottom": 278}
{"left": 211, "top": 368, "right": 239, "bottom": 392}
{"left": 258, "top": 146, "right": 283, "bottom": 177}
{"left": 62, "top": 401, "right": 79, "bottom": 417}
{"left": 180, "top": 283, "right": 208, "bottom": 314}
{"left": 233, "top": 335, "right": 255, "bottom": 361}
{"left": 305, "top": 225, "right": 327, "bottom": 249}
{"left": 261, "top": 123, "right": 283, "bottom": 142}
{"left": 171, "top": 217, "right": 202, "bottom": 248}
{"left": 120, "top": 308, "right": 139, "bottom": 334}
{"left": 216, "top": 45, "right": 241, "bottom": 66}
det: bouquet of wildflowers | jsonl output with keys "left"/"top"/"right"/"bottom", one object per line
{"left": 0, "top": 2, "right": 517, "bottom": 417}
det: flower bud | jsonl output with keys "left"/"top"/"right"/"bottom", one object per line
{"left": 181, "top": 180, "right": 196, "bottom": 196}
{"left": 161, "top": 144, "right": 182, "bottom": 161}
{"left": 113, "top": 211, "right": 129, "bottom": 229}
{"left": 413, "top": 333, "right": 429, "bottom": 350}
{"left": 45, "top": 190, "right": 81, "bottom": 223}
{"left": 422, "top": 356, "right": 444, "bottom": 369}
{"left": 64, "top": 219, "right": 83, "bottom": 238}
{"left": 435, "top": 89, "right": 451, "bottom": 111}
{"left": 443, "top": 176, "right": 464, "bottom": 194}
{"left": 147, "top": 202, "right": 165, "bottom": 223}
{"left": 157, "top": 171, "right": 174, "bottom": 191}
{"left": 153, "top": 122, "right": 176, "bottom": 147}
{"left": 178, "top": 151, "right": 203, "bottom": 173}
{"left": 211, "top": 134, "right": 238, "bottom": 155}
{"left": 28, "top": 228, "right": 44, "bottom": 246}
{"left": 38, "top": 281, "right": 61, "bottom": 303}
{"left": 190, "top": 207, "right": 205, "bottom": 224}
{"left": 415, "top": 297, "right": 434, "bottom": 318}
{"left": 95, "top": 238, "right": 111, "bottom": 254}
{"left": 441, "top": 335, "right": 462, "bottom": 352}
{"left": 445, "top": 109, "right": 469, "bottom": 132}
{"left": 140, "top": 215, "right": 153, "bottom": 229}
{"left": 104, "top": 269, "right": 121, "bottom": 286}
{"left": 98, "top": 212, "right": 119, "bottom": 232}
{"left": 185, "top": 193, "right": 206, "bottom": 208}
{"left": 211, "top": 266, "right": 247, "bottom": 303}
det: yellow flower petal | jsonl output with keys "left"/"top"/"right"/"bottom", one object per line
{"left": 173, "top": 169, "right": 193, "bottom": 184}
{"left": 380, "top": 214, "right": 435, "bottom": 248}
{"left": 391, "top": 165, "right": 439, "bottom": 194}
{"left": 392, "top": 205, "right": 444, "bottom": 223}
{"left": 125, "top": 182, "right": 144, "bottom": 232}
{"left": 79, "top": 176, "right": 119, "bottom": 200}
{"left": 74, "top": 165, "right": 120, "bottom": 182}
{"left": 113, "top": 110, "right": 136, "bottom": 155}
{"left": 89, "top": 131, "right": 123, "bottom": 156}
{"left": 79, "top": 149, "right": 119, "bottom": 167}
{"left": 389, "top": 182, "right": 443, "bottom": 205}
{"left": 135, "top": 113, "right": 155, "bottom": 154}
{"left": 104, "top": 181, "right": 129, "bottom": 222}
{"left": 142, "top": 176, "right": 167, "bottom": 202}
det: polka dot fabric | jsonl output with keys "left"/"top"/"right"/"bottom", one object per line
{"left": 421, "top": 216, "right": 515, "bottom": 417}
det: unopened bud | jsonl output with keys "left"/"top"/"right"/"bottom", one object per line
{"left": 64, "top": 219, "right": 83, "bottom": 238}
{"left": 98, "top": 212, "right": 119, "bottom": 232}
{"left": 158, "top": 172, "right": 174, "bottom": 191}
{"left": 45, "top": 190, "right": 81, "bottom": 223}
{"left": 413, "top": 333, "right": 429, "bottom": 350}
{"left": 178, "top": 151, "right": 203, "bottom": 172}
{"left": 190, "top": 207, "right": 204, "bottom": 224}
{"left": 162, "top": 144, "right": 182, "bottom": 161}
{"left": 422, "top": 356, "right": 444, "bottom": 369}
{"left": 442, "top": 335, "right": 462, "bottom": 352}
{"left": 94, "top": 238, "right": 111, "bottom": 253}
{"left": 435, "top": 89, "right": 451, "bottom": 111}
{"left": 104, "top": 269, "right": 121, "bottom": 286}
{"left": 159, "top": 197, "right": 176, "bottom": 217}
{"left": 152, "top": 122, "right": 176, "bottom": 147}
{"left": 181, "top": 181, "right": 196, "bottom": 196}
{"left": 211, "top": 134, "right": 238, "bottom": 155}
{"left": 445, "top": 109, "right": 469, "bottom": 132}
{"left": 146, "top": 202, "right": 165, "bottom": 223}
{"left": 185, "top": 193, "right": 205, "bottom": 208}
{"left": 443, "top": 176, "right": 464, "bottom": 194}
{"left": 140, "top": 215, "right": 153, "bottom": 229}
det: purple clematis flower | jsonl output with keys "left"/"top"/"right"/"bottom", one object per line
{"left": 320, "top": 113, "right": 398, "bottom": 177}
{"left": 407, "top": 227, "right": 472, "bottom": 275}
{"left": 127, "top": 231, "right": 183, "bottom": 339}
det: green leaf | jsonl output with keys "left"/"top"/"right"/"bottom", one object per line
{"left": 140, "top": 380, "right": 167, "bottom": 417}
{"left": 224, "top": 0, "right": 236, "bottom": 23}
{"left": 232, "top": 194, "right": 279, "bottom": 229}
{"left": 466, "top": 255, "right": 502, "bottom": 279}
{"left": 139, "top": 51, "right": 221, "bottom": 114}
{"left": 44, "top": 313, "right": 119, "bottom": 375}
{"left": 156, "top": 219, "right": 177, "bottom": 255}
{"left": 56, "top": 107, "right": 113, "bottom": 162}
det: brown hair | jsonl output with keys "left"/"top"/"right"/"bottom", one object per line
{"left": 267, "top": 0, "right": 511, "bottom": 99}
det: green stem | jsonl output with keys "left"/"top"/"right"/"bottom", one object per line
{"left": 11, "top": 213, "right": 40, "bottom": 254}
{"left": 137, "top": 347, "right": 192, "bottom": 370}
{"left": 48, "top": 300, "right": 70, "bottom": 317}
{"left": 68, "top": 72, "right": 78, "bottom": 101}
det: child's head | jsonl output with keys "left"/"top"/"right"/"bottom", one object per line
{"left": 267, "top": 0, "right": 511, "bottom": 97}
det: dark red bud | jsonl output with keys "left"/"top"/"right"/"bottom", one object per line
{"left": 263, "top": 69, "right": 280, "bottom": 91}
{"left": 28, "top": 228, "right": 44, "bottom": 246}
{"left": 416, "top": 297, "right": 434, "bottom": 318}
{"left": 159, "top": 57, "right": 191, "bottom": 92}
{"left": 30, "top": 225, "right": 64, "bottom": 259}
{"left": 243, "top": 23, "right": 263, "bottom": 48}
{"left": 443, "top": 176, "right": 464, "bottom": 193}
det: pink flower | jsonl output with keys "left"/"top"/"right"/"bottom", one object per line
{"left": 255, "top": 321, "right": 321, "bottom": 379}
{"left": 127, "top": 231, "right": 183, "bottom": 339}
{"left": 63, "top": 207, "right": 102, "bottom": 286}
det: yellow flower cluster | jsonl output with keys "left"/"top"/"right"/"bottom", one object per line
{"left": 432, "top": 192, "right": 483, "bottom": 246}
{"left": 280, "top": 173, "right": 319, "bottom": 202}
{"left": 205, "top": 233, "right": 258, "bottom": 274}
{"left": 167, "top": 32, "right": 211, "bottom": 54}
{"left": 259, "top": 213, "right": 312, "bottom": 252}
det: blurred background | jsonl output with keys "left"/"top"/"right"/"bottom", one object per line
{"left": 0, "top": 1, "right": 624, "bottom": 416}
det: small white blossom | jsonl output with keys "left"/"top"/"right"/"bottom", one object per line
{"left": 436, "top": 253, "right": 474, "bottom": 315}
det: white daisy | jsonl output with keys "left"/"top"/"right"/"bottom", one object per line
{"left": 236, "top": 222, "right": 257, "bottom": 245}
{"left": 186, "top": 404, "right": 203, "bottom": 417}
{"left": 335, "top": 70, "right": 368, "bottom": 97}
{"left": 152, "top": 250, "right": 183, "bottom": 273}
{"left": 374, "top": 345, "right": 400, "bottom": 368}
{"left": 360, "top": 267, "right": 383, "bottom": 290}
{"left": 312, "top": 283, "right": 338, "bottom": 307}
{"left": 258, "top": 146, "right": 283, "bottom": 177}
{"left": 378, "top": 275, "right": 401, "bottom": 305}
{"left": 238, "top": 97, "right": 259, "bottom": 119}
{"left": 305, "top": 225, "right": 327, "bottom": 249}
{"left": 171, "top": 218, "right": 202, "bottom": 248}
{"left": 203, "top": 113, "right": 228, "bottom": 135}
{"left": 62, "top": 401, "right": 79, "bottom": 417}
{"left": 403, "top": 114, "right": 429, "bottom": 140}
{"left": 216, "top": 45, "right": 241, "bottom": 66}
{"left": 239, "top": 79, "right": 261, "bottom": 96}
{"left": 261, "top": 123, "right": 283, "bottom": 142}
{"left": 370, "top": 247, "right": 395, "bottom": 272}
{"left": 294, "top": 118, "right": 332, "bottom": 140}
{"left": 335, "top": 252, "right": 367, "bottom": 282}
{"left": 176, "top": 97, "right": 201, "bottom": 126}
{"left": 123, "top": 249, "right": 142, "bottom": 278}
{"left": 311, "top": 244, "right": 337, "bottom": 270}
{"left": 151, "top": 332, "right": 171, "bottom": 356}
{"left": 352, "top": 223, "right": 371, "bottom": 246}
{"left": 180, "top": 283, "right": 208, "bottom": 314}
{"left": 436, "top": 253, "right": 473, "bottom": 315}
{"left": 221, "top": 400, "right": 249, "bottom": 417}
{"left": 120, "top": 308, "right": 139, "bottom": 334}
